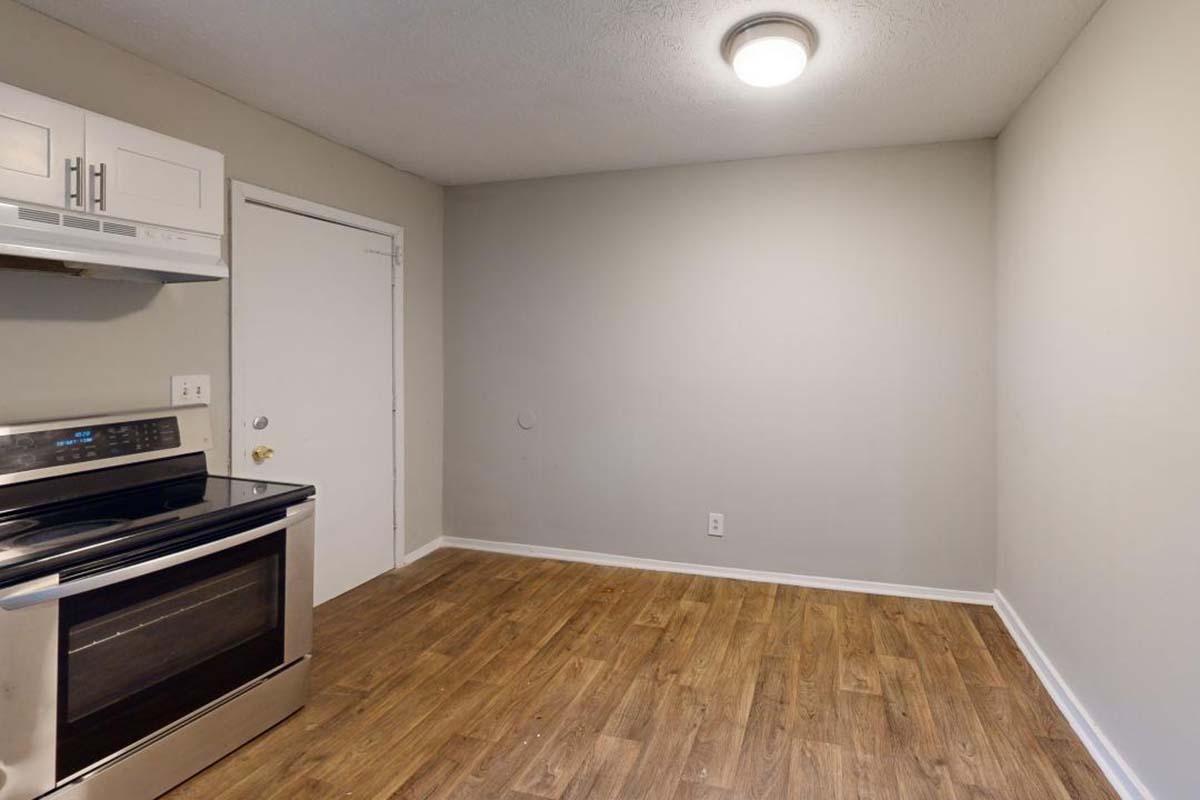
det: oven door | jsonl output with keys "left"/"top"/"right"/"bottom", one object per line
{"left": 0, "top": 500, "right": 313, "bottom": 797}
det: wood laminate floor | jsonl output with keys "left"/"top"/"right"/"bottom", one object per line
{"left": 165, "top": 548, "right": 1119, "bottom": 800}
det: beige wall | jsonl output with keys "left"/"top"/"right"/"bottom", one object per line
{"left": 0, "top": 0, "right": 444, "bottom": 552}
{"left": 996, "top": 0, "right": 1199, "bottom": 796}
{"left": 446, "top": 141, "right": 996, "bottom": 592}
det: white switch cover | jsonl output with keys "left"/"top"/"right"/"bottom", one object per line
{"left": 708, "top": 512, "right": 725, "bottom": 537}
{"left": 171, "top": 374, "right": 211, "bottom": 406}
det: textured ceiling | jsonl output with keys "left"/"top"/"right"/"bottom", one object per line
{"left": 20, "top": 0, "right": 1103, "bottom": 185}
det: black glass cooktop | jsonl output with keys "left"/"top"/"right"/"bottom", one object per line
{"left": 0, "top": 455, "right": 313, "bottom": 589}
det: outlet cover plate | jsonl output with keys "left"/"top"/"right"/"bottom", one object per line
{"left": 172, "top": 374, "right": 211, "bottom": 406}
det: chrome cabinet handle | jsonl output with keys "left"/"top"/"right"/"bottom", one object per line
{"left": 90, "top": 162, "right": 107, "bottom": 212}
{"left": 0, "top": 500, "right": 314, "bottom": 610}
{"left": 66, "top": 156, "right": 83, "bottom": 207}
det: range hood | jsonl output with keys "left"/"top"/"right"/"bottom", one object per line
{"left": 0, "top": 199, "right": 227, "bottom": 283}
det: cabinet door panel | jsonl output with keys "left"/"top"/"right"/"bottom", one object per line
{"left": 0, "top": 114, "right": 50, "bottom": 176}
{"left": 85, "top": 113, "right": 223, "bottom": 234}
{"left": 0, "top": 82, "right": 85, "bottom": 209}
{"left": 115, "top": 148, "right": 203, "bottom": 207}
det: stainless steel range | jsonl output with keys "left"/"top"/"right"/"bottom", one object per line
{"left": 0, "top": 406, "right": 315, "bottom": 800}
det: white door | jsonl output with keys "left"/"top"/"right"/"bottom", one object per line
{"left": 84, "top": 112, "right": 224, "bottom": 233}
{"left": 232, "top": 191, "right": 398, "bottom": 604}
{"left": 0, "top": 81, "right": 85, "bottom": 209}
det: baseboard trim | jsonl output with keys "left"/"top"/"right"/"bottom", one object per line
{"left": 401, "top": 536, "right": 443, "bottom": 566}
{"left": 993, "top": 591, "right": 1152, "bottom": 800}
{"left": 415, "top": 535, "right": 993, "bottom": 605}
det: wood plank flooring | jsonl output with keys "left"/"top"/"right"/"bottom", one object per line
{"left": 164, "top": 549, "right": 1119, "bottom": 800}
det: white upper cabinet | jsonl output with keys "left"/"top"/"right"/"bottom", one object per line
{"left": 0, "top": 82, "right": 85, "bottom": 210}
{"left": 84, "top": 113, "right": 224, "bottom": 235}
{"left": 0, "top": 80, "right": 224, "bottom": 235}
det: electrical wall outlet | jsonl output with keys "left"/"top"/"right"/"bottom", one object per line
{"left": 708, "top": 512, "right": 725, "bottom": 537}
{"left": 171, "top": 374, "right": 211, "bottom": 406}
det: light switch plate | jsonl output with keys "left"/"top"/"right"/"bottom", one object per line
{"left": 171, "top": 374, "right": 211, "bottom": 406}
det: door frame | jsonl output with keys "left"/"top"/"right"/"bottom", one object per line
{"left": 229, "top": 180, "right": 406, "bottom": 566}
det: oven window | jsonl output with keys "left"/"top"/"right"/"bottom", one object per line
{"left": 57, "top": 529, "right": 286, "bottom": 780}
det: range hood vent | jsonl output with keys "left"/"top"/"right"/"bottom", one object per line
{"left": 17, "top": 207, "right": 60, "bottom": 225}
{"left": 63, "top": 214, "right": 101, "bottom": 232}
{"left": 0, "top": 200, "right": 227, "bottom": 283}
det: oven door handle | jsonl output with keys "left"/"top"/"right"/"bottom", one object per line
{"left": 0, "top": 500, "right": 314, "bottom": 611}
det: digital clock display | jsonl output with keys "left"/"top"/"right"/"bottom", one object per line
{"left": 54, "top": 430, "right": 95, "bottom": 448}
{"left": 0, "top": 417, "right": 181, "bottom": 475}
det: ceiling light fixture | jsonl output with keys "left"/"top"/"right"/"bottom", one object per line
{"left": 723, "top": 14, "right": 817, "bottom": 88}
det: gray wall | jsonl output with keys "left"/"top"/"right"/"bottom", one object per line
{"left": 446, "top": 141, "right": 996, "bottom": 592}
{"left": 996, "top": 0, "right": 1199, "bottom": 796}
{"left": 0, "top": 0, "right": 444, "bottom": 552}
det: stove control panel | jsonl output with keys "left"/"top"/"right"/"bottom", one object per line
{"left": 0, "top": 417, "right": 181, "bottom": 475}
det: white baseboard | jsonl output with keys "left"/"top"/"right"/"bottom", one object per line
{"left": 993, "top": 591, "right": 1152, "bottom": 800}
{"left": 400, "top": 535, "right": 443, "bottom": 566}
{"left": 411, "top": 535, "right": 993, "bottom": 605}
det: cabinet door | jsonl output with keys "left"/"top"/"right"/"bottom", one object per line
{"left": 85, "top": 113, "right": 224, "bottom": 234}
{"left": 0, "top": 81, "right": 86, "bottom": 209}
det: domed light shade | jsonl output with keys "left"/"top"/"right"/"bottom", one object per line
{"left": 723, "top": 15, "right": 816, "bottom": 88}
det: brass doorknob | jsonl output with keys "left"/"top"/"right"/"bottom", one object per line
{"left": 251, "top": 445, "right": 275, "bottom": 464}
